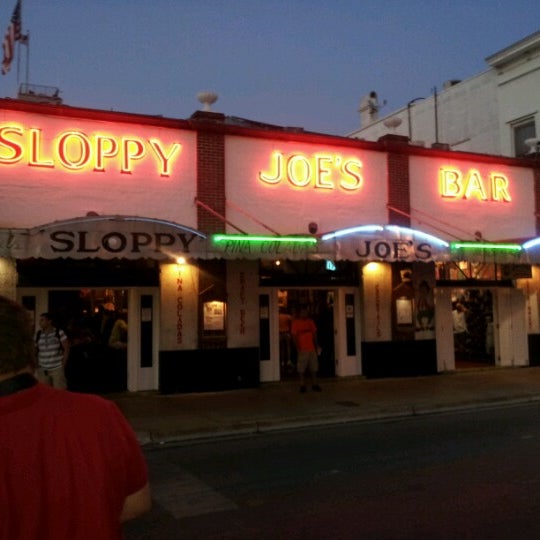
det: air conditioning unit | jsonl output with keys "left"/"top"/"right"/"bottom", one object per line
{"left": 524, "top": 137, "right": 540, "bottom": 155}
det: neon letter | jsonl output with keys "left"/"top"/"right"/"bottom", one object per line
{"left": 287, "top": 154, "right": 311, "bottom": 187}
{"left": 57, "top": 131, "right": 92, "bottom": 170}
{"left": 314, "top": 155, "right": 334, "bottom": 189}
{"left": 29, "top": 128, "right": 54, "bottom": 168}
{"left": 149, "top": 139, "right": 181, "bottom": 177}
{"left": 491, "top": 173, "right": 511, "bottom": 202}
{"left": 439, "top": 167, "right": 462, "bottom": 198}
{"left": 259, "top": 152, "right": 283, "bottom": 184}
{"left": 463, "top": 169, "right": 487, "bottom": 200}
{"left": 94, "top": 136, "right": 119, "bottom": 172}
{"left": 341, "top": 159, "right": 363, "bottom": 191}
{"left": 0, "top": 126, "right": 23, "bottom": 164}
{"left": 121, "top": 138, "right": 146, "bottom": 174}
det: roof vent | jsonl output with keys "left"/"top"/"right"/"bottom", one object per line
{"left": 442, "top": 79, "right": 461, "bottom": 90}
{"left": 431, "top": 142, "right": 451, "bottom": 150}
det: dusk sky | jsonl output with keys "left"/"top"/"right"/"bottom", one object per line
{"left": 0, "top": 1, "right": 538, "bottom": 135}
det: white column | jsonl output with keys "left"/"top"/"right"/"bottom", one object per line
{"left": 434, "top": 288, "right": 454, "bottom": 372}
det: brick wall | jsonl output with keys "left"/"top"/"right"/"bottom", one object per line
{"left": 380, "top": 135, "right": 411, "bottom": 227}
{"left": 196, "top": 129, "right": 226, "bottom": 233}
{"left": 193, "top": 114, "right": 228, "bottom": 348}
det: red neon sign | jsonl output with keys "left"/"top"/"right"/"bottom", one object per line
{"left": 259, "top": 151, "right": 363, "bottom": 191}
{"left": 439, "top": 166, "right": 512, "bottom": 202}
{"left": 0, "top": 123, "right": 182, "bottom": 177}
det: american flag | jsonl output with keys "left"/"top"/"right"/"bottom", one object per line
{"left": 1, "top": 0, "right": 23, "bottom": 75}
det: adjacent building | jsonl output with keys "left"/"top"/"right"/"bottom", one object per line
{"left": 350, "top": 31, "right": 540, "bottom": 158}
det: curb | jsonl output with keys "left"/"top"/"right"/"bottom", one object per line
{"left": 134, "top": 393, "right": 540, "bottom": 449}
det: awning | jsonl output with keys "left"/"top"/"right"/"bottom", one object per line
{"left": 320, "top": 225, "right": 451, "bottom": 263}
{"left": 0, "top": 229, "right": 28, "bottom": 259}
{"left": 4, "top": 215, "right": 207, "bottom": 260}
{"left": 3, "top": 217, "right": 540, "bottom": 267}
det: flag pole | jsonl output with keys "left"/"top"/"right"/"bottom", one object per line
{"left": 24, "top": 31, "right": 29, "bottom": 85}
{"left": 16, "top": 0, "right": 22, "bottom": 88}
{"left": 16, "top": 41, "right": 20, "bottom": 88}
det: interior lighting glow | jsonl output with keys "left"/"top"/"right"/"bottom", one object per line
{"left": 363, "top": 262, "right": 384, "bottom": 274}
{"left": 450, "top": 241, "right": 522, "bottom": 252}
{"left": 384, "top": 225, "right": 449, "bottom": 247}
{"left": 176, "top": 256, "right": 187, "bottom": 265}
{"left": 321, "top": 225, "right": 384, "bottom": 241}
{"left": 213, "top": 234, "right": 317, "bottom": 244}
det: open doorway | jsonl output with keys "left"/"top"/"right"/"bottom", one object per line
{"left": 277, "top": 289, "right": 335, "bottom": 380}
{"left": 452, "top": 288, "right": 494, "bottom": 368}
{"left": 48, "top": 289, "right": 129, "bottom": 393}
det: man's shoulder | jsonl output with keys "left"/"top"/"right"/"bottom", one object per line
{"left": 52, "top": 327, "right": 68, "bottom": 339}
{"left": 47, "top": 386, "right": 118, "bottom": 414}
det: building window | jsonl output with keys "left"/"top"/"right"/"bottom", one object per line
{"left": 513, "top": 119, "right": 536, "bottom": 157}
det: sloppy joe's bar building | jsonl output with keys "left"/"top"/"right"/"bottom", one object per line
{"left": 1, "top": 97, "right": 540, "bottom": 393}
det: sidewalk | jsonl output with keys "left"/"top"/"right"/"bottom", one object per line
{"left": 111, "top": 367, "right": 540, "bottom": 447}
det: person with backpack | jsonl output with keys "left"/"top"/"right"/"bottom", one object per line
{"left": 35, "top": 312, "right": 70, "bottom": 389}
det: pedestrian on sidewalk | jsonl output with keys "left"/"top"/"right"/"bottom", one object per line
{"left": 35, "top": 312, "right": 70, "bottom": 389}
{"left": 291, "top": 306, "right": 322, "bottom": 393}
{"left": 0, "top": 295, "right": 151, "bottom": 540}
{"left": 279, "top": 306, "right": 294, "bottom": 373}
{"left": 452, "top": 300, "right": 469, "bottom": 355}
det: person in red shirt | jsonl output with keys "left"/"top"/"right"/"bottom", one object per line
{"left": 291, "top": 306, "right": 322, "bottom": 393}
{"left": 0, "top": 295, "right": 151, "bottom": 540}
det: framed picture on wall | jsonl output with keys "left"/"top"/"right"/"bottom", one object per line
{"left": 203, "top": 300, "right": 226, "bottom": 331}
{"left": 395, "top": 298, "right": 413, "bottom": 325}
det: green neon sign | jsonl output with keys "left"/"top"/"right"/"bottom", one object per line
{"left": 213, "top": 234, "right": 317, "bottom": 244}
{"left": 450, "top": 241, "right": 522, "bottom": 252}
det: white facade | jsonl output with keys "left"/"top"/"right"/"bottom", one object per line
{"left": 3, "top": 96, "right": 540, "bottom": 393}
{"left": 349, "top": 31, "right": 540, "bottom": 158}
